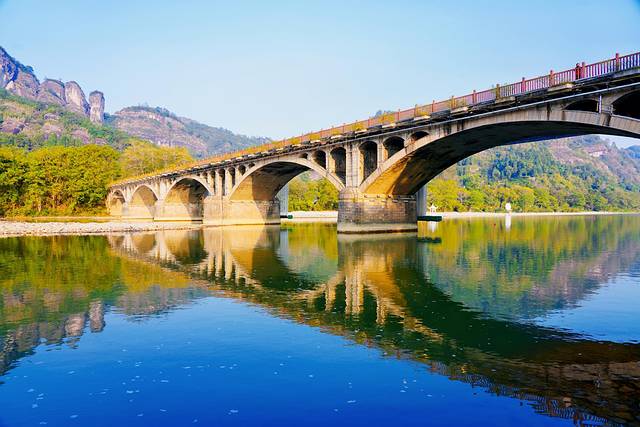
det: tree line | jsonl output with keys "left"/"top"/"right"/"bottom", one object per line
{"left": 0, "top": 141, "right": 191, "bottom": 216}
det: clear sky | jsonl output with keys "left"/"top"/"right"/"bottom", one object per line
{"left": 1, "top": 0, "right": 639, "bottom": 146}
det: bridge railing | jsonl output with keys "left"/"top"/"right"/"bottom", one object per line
{"left": 111, "top": 51, "right": 640, "bottom": 186}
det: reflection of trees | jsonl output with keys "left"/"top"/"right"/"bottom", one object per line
{"left": 1, "top": 218, "right": 640, "bottom": 425}
{"left": 0, "top": 235, "right": 205, "bottom": 377}
{"left": 418, "top": 215, "right": 640, "bottom": 319}
{"left": 110, "top": 224, "right": 640, "bottom": 426}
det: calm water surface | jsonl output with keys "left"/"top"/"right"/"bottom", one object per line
{"left": 1, "top": 216, "right": 639, "bottom": 426}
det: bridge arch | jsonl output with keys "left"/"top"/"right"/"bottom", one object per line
{"left": 565, "top": 99, "right": 598, "bottom": 113}
{"left": 383, "top": 136, "right": 405, "bottom": 159}
{"left": 312, "top": 150, "right": 327, "bottom": 168}
{"left": 612, "top": 90, "right": 640, "bottom": 119}
{"left": 359, "top": 140, "right": 378, "bottom": 183}
{"left": 162, "top": 177, "right": 211, "bottom": 220}
{"left": 329, "top": 147, "right": 347, "bottom": 184}
{"left": 129, "top": 184, "right": 159, "bottom": 219}
{"left": 228, "top": 157, "right": 345, "bottom": 201}
{"left": 409, "top": 130, "right": 429, "bottom": 142}
{"left": 360, "top": 113, "right": 640, "bottom": 195}
{"left": 107, "top": 190, "right": 125, "bottom": 216}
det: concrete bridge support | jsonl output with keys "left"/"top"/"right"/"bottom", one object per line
{"left": 202, "top": 197, "right": 281, "bottom": 226}
{"left": 337, "top": 189, "right": 417, "bottom": 233}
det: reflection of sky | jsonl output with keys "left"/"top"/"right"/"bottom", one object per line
{"left": 0, "top": 297, "right": 565, "bottom": 427}
{"left": 533, "top": 269, "right": 640, "bottom": 343}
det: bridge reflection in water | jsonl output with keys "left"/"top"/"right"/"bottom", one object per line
{"left": 1, "top": 217, "right": 640, "bottom": 425}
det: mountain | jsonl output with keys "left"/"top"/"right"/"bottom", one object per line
{"left": 0, "top": 87, "right": 133, "bottom": 150}
{"left": 107, "top": 106, "right": 270, "bottom": 157}
{"left": 0, "top": 47, "right": 104, "bottom": 124}
{"left": 0, "top": 46, "right": 267, "bottom": 156}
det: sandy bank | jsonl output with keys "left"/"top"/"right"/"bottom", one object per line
{"left": 0, "top": 221, "right": 201, "bottom": 237}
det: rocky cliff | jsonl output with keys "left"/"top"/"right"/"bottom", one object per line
{"left": 0, "top": 46, "right": 104, "bottom": 124}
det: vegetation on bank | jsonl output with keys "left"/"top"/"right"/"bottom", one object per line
{"left": 289, "top": 173, "right": 339, "bottom": 211}
{"left": 0, "top": 142, "right": 191, "bottom": 216}
{"left": 425, "top": 143, "right": 640, "bottom": 212}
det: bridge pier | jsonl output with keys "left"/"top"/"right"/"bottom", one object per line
{"left": 337, "top": 189, "right": 417, "bottom": 233}
{"left": 202, "top": 197, "right": 281, "bottom": 226}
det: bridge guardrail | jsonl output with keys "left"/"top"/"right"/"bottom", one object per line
{"left": 111, "top": 51, "right": 640, "bottom": 186}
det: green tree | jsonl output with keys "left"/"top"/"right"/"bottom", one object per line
{"left": 120, "top": 139, "right": 193, "bottom": 177}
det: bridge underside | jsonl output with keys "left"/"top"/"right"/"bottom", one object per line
{"left": 109, "top": 82, "right": 640, "bottom": 233}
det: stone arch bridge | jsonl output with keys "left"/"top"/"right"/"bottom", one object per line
{"left": 109, "top": 53, "right": 640, "bottom": 232}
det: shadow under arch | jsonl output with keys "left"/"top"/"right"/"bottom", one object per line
{"left": 129, "top": 184, "right": 159, "bottom": 219}
{"left": 361, "top": 118, "right": 640, "bottom": 195}
{"left": 107, "top": 189, "right": 125, "bottom": 216}
{"left": 229, "top": 158, "right": 345, "bottom": 201}
{"left": 612, "top": 89, "right": 640, "bottom": 119}
{"left": 163, "top": 177, "right": 211, "bottom": 220}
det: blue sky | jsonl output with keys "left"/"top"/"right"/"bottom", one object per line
{"left": 1, "top": 0, "right": 639, "bottom": 146}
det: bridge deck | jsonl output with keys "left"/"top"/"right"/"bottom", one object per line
{"left": 112, "top": 51, "right": 640, "bottom": 186}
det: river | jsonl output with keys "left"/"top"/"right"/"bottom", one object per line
{"left": 0, "top": 215, "right": 639, "bottom": 426}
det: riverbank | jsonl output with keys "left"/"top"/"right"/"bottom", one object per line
{"left": 0, "top": 211, "right": 637, "bottom": 237}
{"left": 0, "top": 221, "right": 201, "bottom": 237}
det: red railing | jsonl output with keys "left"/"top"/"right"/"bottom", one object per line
{"left": 113, "top": 51, "right": 640, "bottom": 186}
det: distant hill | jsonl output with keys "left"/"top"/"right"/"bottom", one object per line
{"left": 107, "top": 106, "right": 269, "bottom": 158}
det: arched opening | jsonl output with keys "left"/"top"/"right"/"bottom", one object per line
{"left": 383, "top": 136, "right": 404, "bottom": 159}
{"left": 228, "top": 168, "right": 236, "bottom": 188}
{"left": 613, "top": 91, "right": 640, "bottom": 119}
{"left": 238, "top": 165, "right": 246, "bottom": 175}
{"left": 300, "top": 153, "right": 310, "bottom": 160}
{"left": 565, "top": 99, "right": 598, "bottom": 112}
{"left": 359, "top": 141, "right": 378, "bottom": 182}
{"left": 313, "top": 150, "right": 327, "bottom": 168}
{"left": 410, "top": 131, "right": 428, "bottom": 142}
{"left": 129, "top": 185, "right": 158, "bottom": 219}
{"left": 330, "top": 147, "right": 346, "bottom": 184}
{"left": 362, "top": 120, "right": 640, "bottom": 196}
{"left": 219, "top": 170, "right": 226, "bottom": 195}
{"left": 164, "top": 178, "right": 210, "bottom": 221}
{"left": 107, "top": 190, "right": 125, "bottom": 216}
{"left": 230, "top": 160, "right": 344, "bottom": 202}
